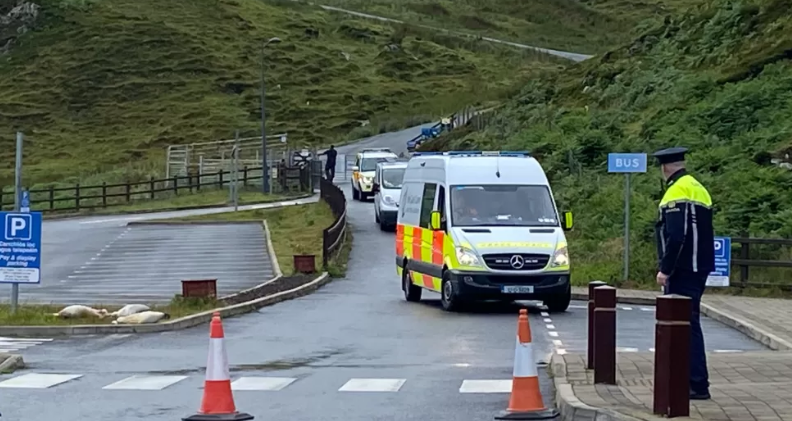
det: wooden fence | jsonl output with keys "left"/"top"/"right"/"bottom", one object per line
{"left": 732, "top": 234, "right": 792, "bottom": 288}
{"left": 320, "top": 176, "right": 347, "bottom": 268}
{"left": 0, "top": 165, "right": 312, "bottom": 213}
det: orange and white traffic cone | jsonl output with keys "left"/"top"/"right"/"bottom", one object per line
{"left": 495, "top": 309, "right": 559, "bottom": 420}
{"left": 183, "top": 312, "right": 253, "bottom": 421}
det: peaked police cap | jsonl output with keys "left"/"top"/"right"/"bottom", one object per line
{"left": 652, "top": 147, "right": 688, "bottom": 165}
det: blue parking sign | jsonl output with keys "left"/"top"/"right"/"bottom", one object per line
{"left": 707, "top": 237, "right": 730, "bottom": 287}
{"left": 0, "top": 211, "right": 42, "bottom": 284}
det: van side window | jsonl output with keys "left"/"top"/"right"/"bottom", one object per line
{"left": 419, "top": 183, "right": 437, "bottom": 228}
{"left": 437, "top": 185, "right": 446, "bottom": 231}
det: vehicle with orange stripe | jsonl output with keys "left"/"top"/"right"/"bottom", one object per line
{"left": 395, "top": 151, "right": 574, "bottom": 312}
{"left": 351, "top": 148, "right": 398, "bottom": 201}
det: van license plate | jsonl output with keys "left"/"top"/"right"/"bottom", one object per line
{"left": 501, "top": 286, "right": 534, "bottom": 294}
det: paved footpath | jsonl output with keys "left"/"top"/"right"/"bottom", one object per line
{"left": 559, "top": 287, "right": 792, "bottom": 421}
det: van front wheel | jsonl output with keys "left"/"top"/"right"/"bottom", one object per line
{"left": 440, "top": 272, "right": 465, "bottom": 312}
{"left": 544, "top": 286, "right": 571, "bottom": 313}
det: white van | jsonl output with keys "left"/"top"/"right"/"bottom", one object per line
{"left": 372, "top": 161, "right": 408, "bottom": 231}
{"left": 394, "top": 151, "right": 574, "bottom": 312}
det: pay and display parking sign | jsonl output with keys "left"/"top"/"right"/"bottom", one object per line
{"left": 0, "top": 212, "right": 43, "bottom": 284}
{"left": 706, "top": 236, "right": 730, "bottom": 287}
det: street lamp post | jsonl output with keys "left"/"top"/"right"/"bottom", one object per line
{"left": 261, "top": 36, "right": 282, "bottom": 194}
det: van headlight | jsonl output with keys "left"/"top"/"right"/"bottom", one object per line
{"left": 456, "top": 247, "right": 481, "bottom": 267}
{"left": 383, "top": 195, "right": 397, "bottom": 206}
{"left": 550, "top": 245, "right": 569, "bottom": 268}
{"left": 362, "top": 175, "right": 373, "bottom": 184}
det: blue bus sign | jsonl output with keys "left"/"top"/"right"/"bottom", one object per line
{"left": 607, "top": 153, "right": 647, "bottom": 173}
{"left": 707, "top": 237, "right": 731, "bottom": 287}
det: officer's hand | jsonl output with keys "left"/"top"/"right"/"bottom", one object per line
{"left": 656, "top": 272, "right": 669, "bottom": 287}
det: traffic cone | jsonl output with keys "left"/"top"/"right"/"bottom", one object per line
{"left": 183, "top": 312, "right": 253, "bottom": 421}
{"left": 495, "top": 309, "right": 559, "bottom": 420}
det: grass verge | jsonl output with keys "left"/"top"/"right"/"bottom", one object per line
{"left": 0, "top": 0, "right": 565, "bottom": 187}
{"left": 0, "top": 296, "right": 219, "bottom": 326}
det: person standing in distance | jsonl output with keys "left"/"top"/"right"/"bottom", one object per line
{"left": 653, "top": 146, "right": 714, "bottom": 400}
{"left": 320, "top": 145, "right": 338, "bottom": 182}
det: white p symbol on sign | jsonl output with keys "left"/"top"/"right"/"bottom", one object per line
{"left": 11, "top": 218, "right": 26, "bottom": 236}
{"left": 4, "top": 214, "right": 32, "bottom": 241}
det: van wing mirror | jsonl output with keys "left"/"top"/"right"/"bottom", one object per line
{"left": 351, "top": 165, "right": 359, "bottom": 171}
{"left": 372, "top": 183, "right": 379, "bottom": 193}
{"left": 562, "top": 211, "right": 574, "bottom": 231}
{"left": 430, "top": 210, "right": 441, "bottom": 230}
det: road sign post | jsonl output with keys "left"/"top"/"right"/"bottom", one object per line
{"left": 707, "top": 237, "right": 730, "bottom": 287}
{"left": 607, "top": 153, "right": 648, "bottom": 282}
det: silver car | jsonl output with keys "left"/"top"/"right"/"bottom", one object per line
{"left": 372, "top": 161, "right": 408, "bottom": 231}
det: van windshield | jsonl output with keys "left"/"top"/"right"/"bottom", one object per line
{"left": 361, "top": 157, "right": 394, "bottom": 171}
{"left": 450, "top": 185, "right": 559, "bottom": 227}
{"left": 381, "top": 168, "right": 406, "bottom": 189}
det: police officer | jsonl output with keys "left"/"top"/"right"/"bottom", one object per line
{"left": 653, "top": 147, "right": 713, "bottom": 400}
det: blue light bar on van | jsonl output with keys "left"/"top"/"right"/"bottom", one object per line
{"left": 412, "top": 151, "right": 531, "bottom": 157}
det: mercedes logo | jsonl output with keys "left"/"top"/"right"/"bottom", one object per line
{"left": 509, "top": 255, "right": 525, "bottom": 269}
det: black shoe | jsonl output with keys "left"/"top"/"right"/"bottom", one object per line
{"left": 690, "top": 391, "right": 711, "bottom": 400}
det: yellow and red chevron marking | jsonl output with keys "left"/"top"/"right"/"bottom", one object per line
{"left": 396, "top": 223, "right": 445, "bottom": 292}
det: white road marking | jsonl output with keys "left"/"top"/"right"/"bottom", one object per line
{"left": 543, "top": 318, "right": 552, "bottom": 323}
{"left": 649, "top": 348, "right": 655, "bottom": 352}
{"left": 714, "top": 350, "right": 743, "bottom": 353}
{"left": 557, "top": 349, "right": 567, "bottom": 355}
{"left": 546, "top": 324, "right": 555, "bottom": 330}
{"left": 0, "top": 373, "right": 82, "bottom": 389}
{"left": 540, "top": 312, "right": 549, "bottom": 317}
{"left": 102, "top": 375, "right": 187, "bottom": 390}
{"left": 459, "top": 380, "right": 511, "bottom": 393}
{"left": 568, "top": 305, "right": 587, "bottom": 309}
{"left": 552, "top": 340, "right": 563, "bottom": 346}
{"left": 621, "top": 307, "right": 633, "bottom": 311}
{"left": 617, "top": 347, "right": 639, "bottom": 352}
{"left": 548, "top": 331, "right": 558, "bottom": 337}
{"left": 231, "top": 377, "right": 297, "bottom": 391}
{"left": 641, "top": 307, "right": 655, "bottom": 312}
{"left": 338, "top": 378, "right": 406, "bottom": 392}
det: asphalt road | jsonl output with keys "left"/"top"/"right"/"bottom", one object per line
{"left": 0, "top": 125, "right": 767, "bottom": 421}
{"left": 294, "top": 1, "right": 593, "bottom": 62}
{"left": 25, "top": 223, "right": 274, "bottom": 305}
{"left": 18, "top": 196, "right": 316, "bottom": 305}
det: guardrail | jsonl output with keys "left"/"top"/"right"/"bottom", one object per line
{"left": 320, "top": 177, "right": 348, "bottom": 268}
{"left": 733, "top": 234, "right": 792, "bottom": 288}
{"left": 0, "top": 165, "right": 312, "bottom": 213}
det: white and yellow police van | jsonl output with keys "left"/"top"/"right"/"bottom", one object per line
{"left": 395, "top": 151, "right": 574, "bottom": 312}
{"left": 351, "top": 148, "right": 398, "bottom": 201}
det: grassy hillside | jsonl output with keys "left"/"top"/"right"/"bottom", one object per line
{"left": 0, "top": 0, "right": 564, "bottom": 186}
{"left": 313, "top": 0, "right": 707, "bottom": 54}
{"left": 422, "top": 0, "right": 792, "bottom": 292}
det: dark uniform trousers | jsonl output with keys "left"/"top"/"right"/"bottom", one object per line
{"left": 664, "top": 269, "right": 710, "bottom": 393}
{"left": 656, "top": 169, "right": 714, "bottom": 395}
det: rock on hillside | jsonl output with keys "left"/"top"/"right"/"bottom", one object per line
{"left": 422, "top": 0, "right": 792, "bottom": 288}
{"left": 0, "top": 0, "right": 39, "bottom": 54}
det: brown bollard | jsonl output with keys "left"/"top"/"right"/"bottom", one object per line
{"left": 593, "top": 286, "right": 616, "bottom": 385}
{"left": 653, "top": 294, "right": 691, "bottom": 418}
{"left": 587, "top": 281, "right": 607, "bottom": 369}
